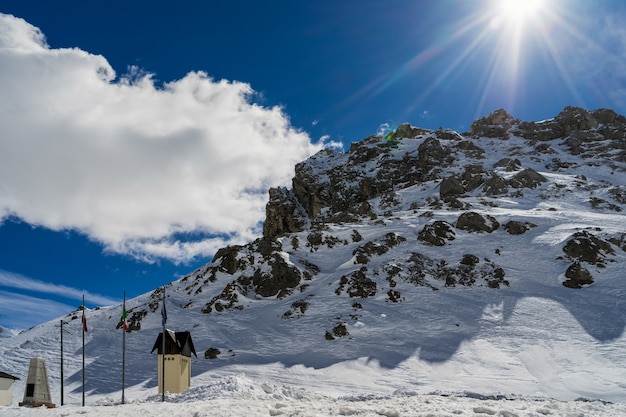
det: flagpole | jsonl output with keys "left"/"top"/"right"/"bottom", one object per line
{"left": 122, "top": 290, "right": 126, "bottom": 405}
{"left": 60, "top": 319, "right": 64, "bottom": 406}
{"left": 82, "top": 294, "right": 85, "bottom": 407}
{"left": 161, "top": 287, "right": 166, "bottom": 402}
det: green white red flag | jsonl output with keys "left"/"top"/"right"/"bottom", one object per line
{"left": 121, "top": 300, "right": 129, "bottom": 332}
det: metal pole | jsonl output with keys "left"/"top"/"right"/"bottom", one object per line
{"left": 161, "top": 288, "right": 166, "bottom": 402}
{"left": 82, "top": 294, "right": 85, "bottom": 407}
{"left": 60, "top": 319, "right": 64, "bottom": 406}
{"left": 122, "top": 290, "right": 126, "bottom": 405}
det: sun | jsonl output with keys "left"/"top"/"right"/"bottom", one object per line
{"left": 496, "top": 0, "right": 544, "bottom": 24}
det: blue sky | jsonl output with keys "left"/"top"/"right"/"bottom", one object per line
{"left": 1, "top": 0, "right": 625, "bottom": 330}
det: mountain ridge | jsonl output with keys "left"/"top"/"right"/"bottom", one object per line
{"left": 1, "top": 106, "right": 625, "bottom": 404}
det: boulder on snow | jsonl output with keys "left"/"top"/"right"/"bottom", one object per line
{"left": 418, "top": 221, "right": 456, "bottom": 246}
{"left": 563, "top": 262, "right": 594, "bottom": 289}
{"left": 456, "top": 212, "right": 500, "bottom": 233}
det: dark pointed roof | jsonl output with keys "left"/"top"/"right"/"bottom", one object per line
{"left": 151, "top": 330, "right": 197, "bottom": 358}
{"left": 0, "top": 371, "right": 19, "bottom": 380}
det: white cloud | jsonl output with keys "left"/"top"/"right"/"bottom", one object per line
{"left": 0, "top": 270, "right": 118, "bottom": 306}
{"left": 0, "top": 290, "right": 76, "bottom": 330}
{"left": 0, "top": 14, "right": 325, "bottom": 263}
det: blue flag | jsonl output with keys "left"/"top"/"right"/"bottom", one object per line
{"left": 161, "top": 298, "right": 167, "bottom": 326}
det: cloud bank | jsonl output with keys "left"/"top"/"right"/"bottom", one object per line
{"left": 0, "top": 270, "right": 117, "bottom": 329}
{"left": 0, "top": 270, "right": 118, "bottom": 306}
{"left": 0, "top": 14, "right": 329, "bottom": 263}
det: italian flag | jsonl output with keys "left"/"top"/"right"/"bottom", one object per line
{"left": 121, "top": 300, "right": 129, "bottom": 332}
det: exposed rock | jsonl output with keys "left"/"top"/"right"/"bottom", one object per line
{"left": 509, "top": 168, "right": 547, "bottom": 189}
{"left": 390, "top": 122, "right": 431, "bottom": 139}
{"left": 204, "top": 347, "right": 221, "bottom": 359}
{"left": 439, "top": 165, "right": 488, "bottom": 200}
{"left": 461, "top": 164, "right": 487, "bottom": 191}
{"left": 609, "top": 186, "right": 626, "bottom": 204}
{"left": 456, "top": 140, "right": 486, "bottom": 158}
{"left": 439, "top": 176, "right": 464, "bottom": 200}
{"left": 264, "top": 187, "right": 306, "bottom": 238}
{"left": 563, "top": 262, "right": 594, "bottom": 289}
{"left": 437, "top": 257, "right": 506, "bottom": 288}
{"left": 460, "top": 254, "right": 480, "bottom": 266}
{"left": 116, "top": 309, "right": 146, "bottom": 333}
{"left": 212, "top": 245, "right": 246, "bottom": 275}
{"left": 336, "top": 268, "right": 377, "bottom": 298}
{"left": 504, "top": 221, "right": 536, "bottom": 235}
{"left": 418, "top": 137, "right": 453, "bottom": 168}
{"left": 256, "top": 238, "right": 283, "bottom": 258}
{"left": 456, "top": 212, "right": 500, "bottom": 233}
{"left": 555, "top": 106, "right": 599, "bottom": 135}
{"left": 382, "top": 232, "right": 407, "bottom": 248}
{"left": 292, "top": 151, "right": 335, "bottom": 218}
{"left": 494, "top": 158, "right": 522, "bottom": 171}
{"left": 418, "top": 221, "right": 456, "bottom": 246}
{"left": 435, "top": 128, "right": 464, "bottom": 141}
{"left": 353, "top": 241, "right": 389, "bottom": 264}
{"left": 589, "top": 196, "right": 622, "bottom": 212}
{"left": 562, "top": 231, "right": 615, "bottom": 266}
{"left": 325, "top": 323, "right": 349, "bottom": 340}
{"left": 512, "top": 107, "right": 626, "bottom": 164}
{"left": 482, "top": 174, "right": 509, "bottom": 196}
{"left": 534, "top": 143, "right": 557, "bottom": 155}
{"left": 608, "top": 234, "right": 626, "bottom": 252}
{"left": 332, "top": 323, "right": 349, "bottom": 337}
{"left": 349, "top": 140, "right": 384, "bottom": 164}
{"left": 591, "top": 108, "right": 625, "bottom": 125}
{"left": 202, "top": 282, "right": 245, "bottom": 314}
{"left": 469, "top": 109, "right": 517, "bottom": 139}
{"left": 253, "top": 254, "right": 303, "bottom": 298}
{"left": 545, "top": 158, "right": 577, "bottom": 171}
{"left": 283, "top": 299, "right": 310, "bottom": 319}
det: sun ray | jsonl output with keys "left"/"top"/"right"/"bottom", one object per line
{"left": 498, "top": 0, "right": 543, "bottom": 24}
{"left": 328, "top": 0, "right": 608, "bottom": 131}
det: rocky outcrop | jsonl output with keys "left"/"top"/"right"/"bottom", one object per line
{"left": 483, "top": 174, "right": 509, "bottom": 196}
{"left": 504, "top": 221, "right": 536, "bottom": 235}
{"left": 181, "top": 106, "right": 626, "bottom": 321}
{"left": 513, "top": 107, "right": 626, "bottom": 165}
{"left": 264, "top": 187, "right": 307, "bottom": 238}
{"left": 562, "top": 231, "right": 615, "bottom": 266}
{"left": 509, "top": 168, "right": 547, "bottom": 189}
{"left": 418, "top": 221, "right": 456, "bottom": 246}
{"left": 469, "top": 109, "right": 518, "bottom": 139}
{"left": 456, "top": 212, "right": 500, "bottom": 233}
{"left": 336, "top": 268, "right": 377, "bottom": 298}
{"left": 563, "top": 262, "right": 594, "bottom": 289}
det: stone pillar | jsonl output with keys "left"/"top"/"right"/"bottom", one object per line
{"left": 20, "top": 358, "right": 55, "bottom": 408}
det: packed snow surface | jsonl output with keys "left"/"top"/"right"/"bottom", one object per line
{"left": 5, "top": 374, "right": 626, "bottom": 416}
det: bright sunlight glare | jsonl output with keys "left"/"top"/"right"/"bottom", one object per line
{"left": 497, "top": 0, "right": 543, "bottom": 23}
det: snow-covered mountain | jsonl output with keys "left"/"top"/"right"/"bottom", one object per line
{"left": 1, "top": 107, "right": 625, "bottom": 412}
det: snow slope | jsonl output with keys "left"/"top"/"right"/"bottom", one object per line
{"left": 1, "top": 108, "right": 626, "bottom": 415}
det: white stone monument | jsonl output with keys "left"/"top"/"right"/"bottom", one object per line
{"left": 19, "top": 358, "right": 55, "bottom": 408}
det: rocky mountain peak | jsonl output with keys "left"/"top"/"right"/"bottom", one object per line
{"left": 469, "top": 108, "right": 518, "bottom": 138}
{"left": 66, "top": 106, "right": 626, "bottom": 351}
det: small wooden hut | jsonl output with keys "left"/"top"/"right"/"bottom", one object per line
{"left": 151, "top": 330, "right": 197, "bottom": 394}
